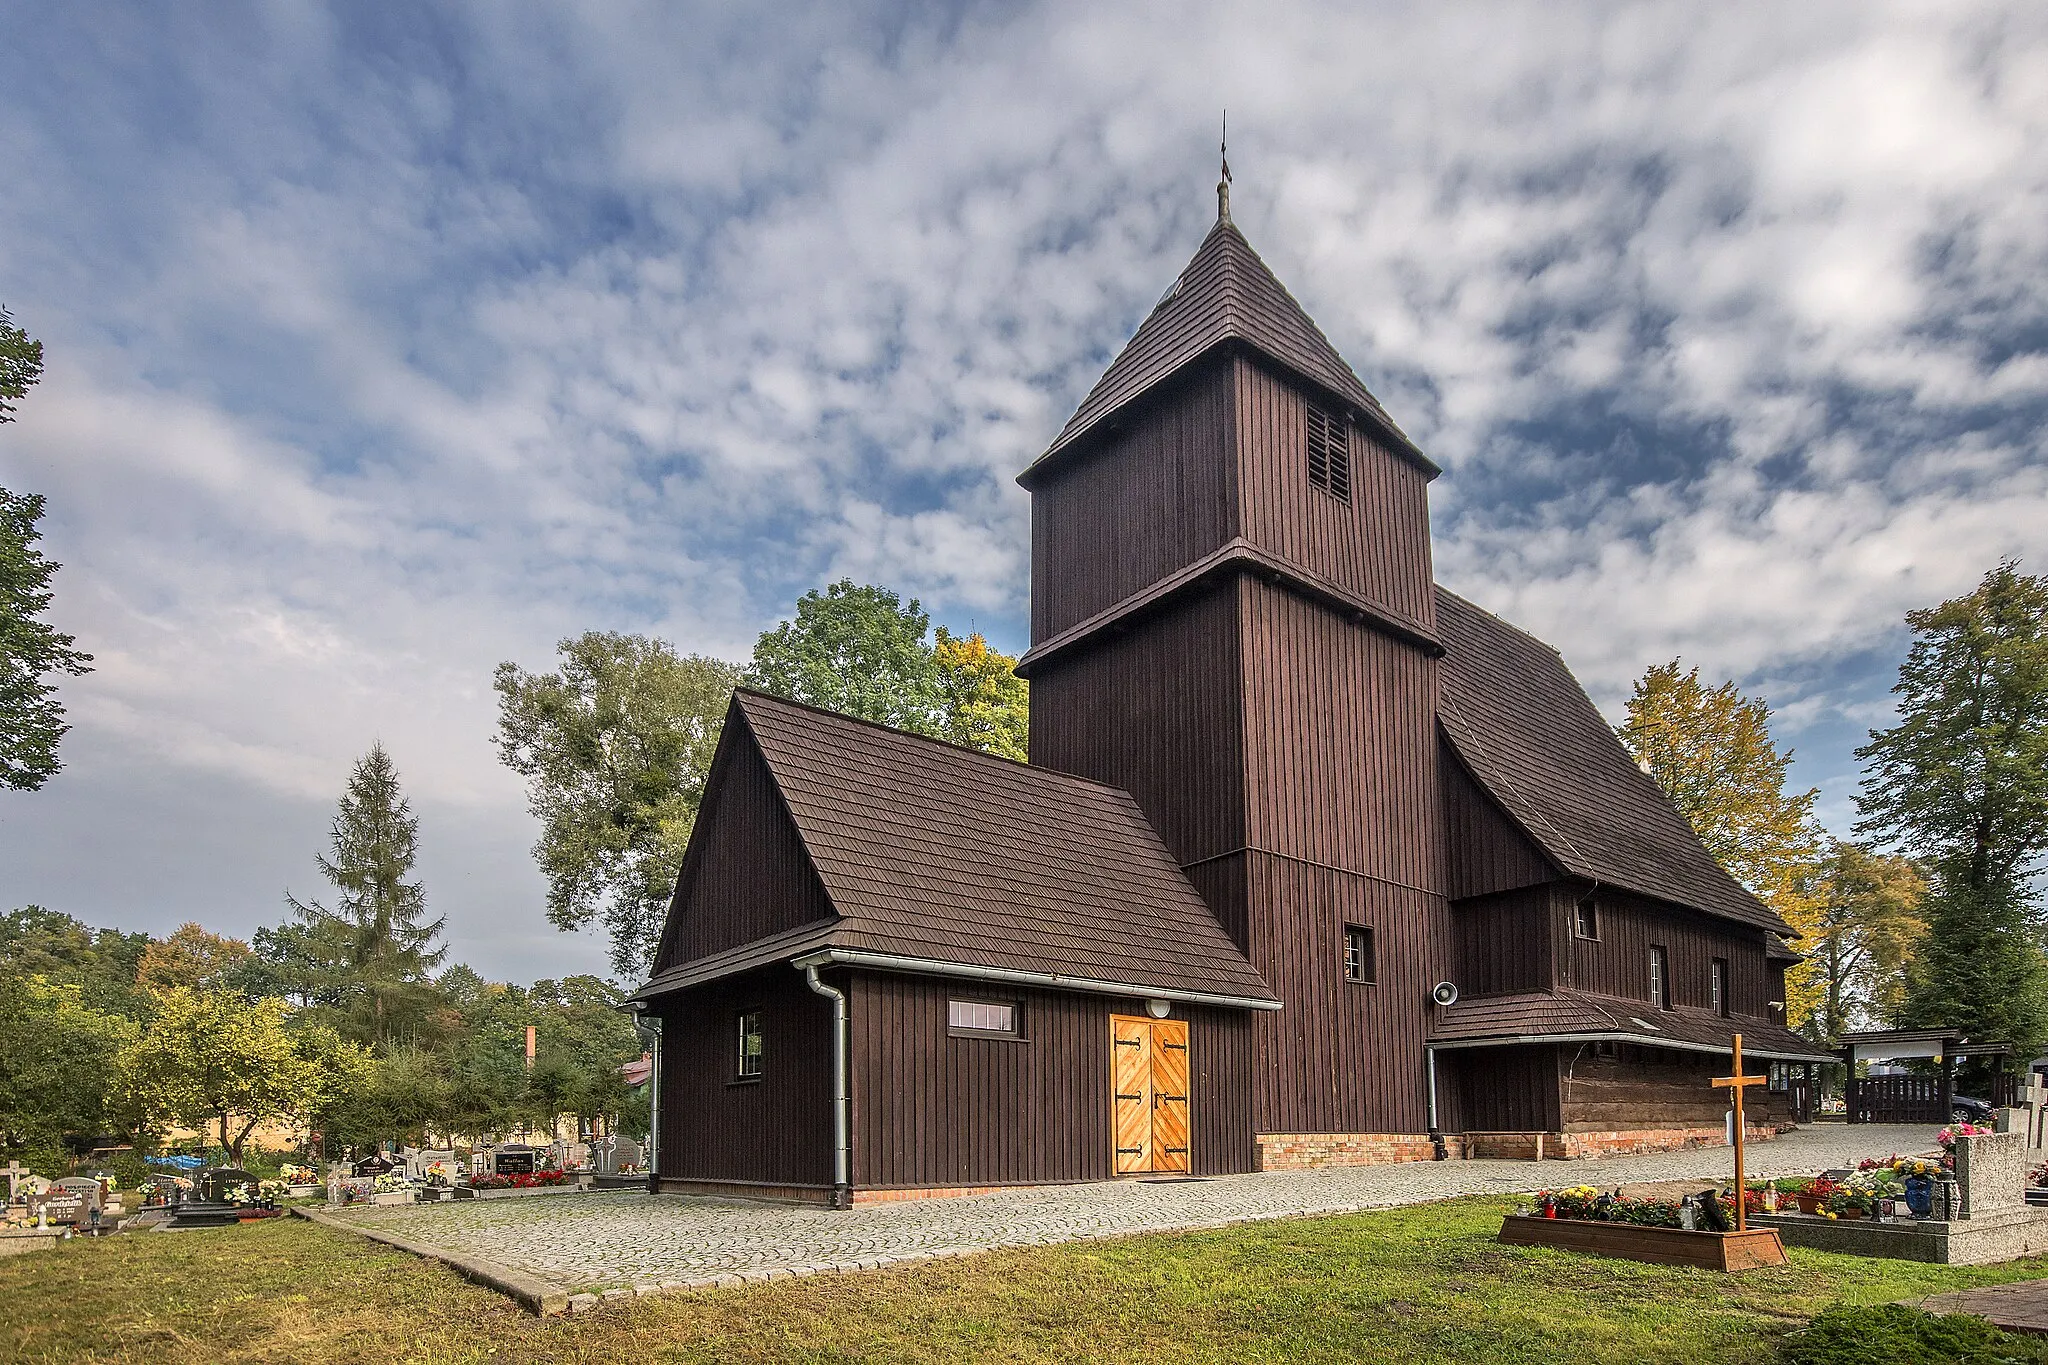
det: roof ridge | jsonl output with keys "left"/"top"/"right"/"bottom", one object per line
{"left": 734, "top": 688, "right": 1137, "bottom": 797}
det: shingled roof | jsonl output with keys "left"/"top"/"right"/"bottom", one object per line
{"left": 635, "top": 691, "right": 1276, "bottom": 1008}
{"left": 1428, "top": 987, "right": 1832, "bottom": 1063}
{"left": 1435, "top": 588, "right": 1794, "bottom": 936}
{"left": 1020, "top": 218, "right": 1431, "bottom": 481}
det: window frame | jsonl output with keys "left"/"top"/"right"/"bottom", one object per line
{"left": 1649, "top": 946, "right": 1670, "bottom": 1010}
{"left": 1711, "top": 957, "right": 1729, "bottom": 1017}
{"left": 946, "top": 997, "right": 1024, "bottom": 1041}
{"left": 1574, "top": 898, "right": 1600, "bottom": 941}
{"left": 1342, "top": 923, "right": 1376, "bottom": 985}
{"left": 733, "top": 1009, "right": 764, "bottom": 1082}
{"left": 1305, "top": 404, "right": 1352, "bottom": 505}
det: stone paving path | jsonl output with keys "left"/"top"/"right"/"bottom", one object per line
{"left": 327, "top": 1124, "right": 1939, "bottom": 1298}
{"left": 1914, "top": 1280, "right": 2048, "bottom": 1335}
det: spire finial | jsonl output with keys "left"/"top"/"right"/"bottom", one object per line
{"left": 1218, "top": 110, "right": 1232, "bottom": 223}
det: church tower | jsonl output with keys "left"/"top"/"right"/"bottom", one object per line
{"left": 1017, "top": 180, "right": 1453, "bottom": 1156}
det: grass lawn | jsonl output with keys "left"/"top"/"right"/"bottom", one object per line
{"left": 4, "top": 1198, "right": 2046, "bottom": 1364}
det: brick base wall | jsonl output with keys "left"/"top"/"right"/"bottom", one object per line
{"left": 1257, "top": 1133, "right": 1462, "bottom": 1169}
{"left": 1554, "top": 1123, "right": 1788, "bottom": 1158}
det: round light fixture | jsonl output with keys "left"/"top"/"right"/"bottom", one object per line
{"left": 1146, "top": 999, "right": 1172, "bottom": 1019}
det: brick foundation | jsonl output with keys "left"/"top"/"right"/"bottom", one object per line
{"left": 851, "top": 1184, "right": 1041, "bottom": 1205}
{"left": 1257, "top": 1133, "right": 1461, "bottom": 1168}
{"left": 1552, "top": 1123, "right": 1789, "bottom": 1158}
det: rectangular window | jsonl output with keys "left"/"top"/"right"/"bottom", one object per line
{"left": 1343, "top": 924, "right": 1376, "bottom": 984}
{"left": 736, "top": 1010, "right": 763, "bottom": 1079}
{"left": 947, "top": 999, "right": 1020, "bottom": 1038}
{"left": 1711, "top": 959, "right": 1728, "bottom": 1016}
{"left": 1574, "top": 898, "right": 1599, "bottom": 940}
{"left": 1649, "top": 947, "right": 1670, "bottom": 1009}
{"left": 1306, "top": 404, "right": 1351, "bottom": 504}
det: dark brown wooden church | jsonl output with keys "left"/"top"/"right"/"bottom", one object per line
{"left": 633, "top": 177, "right": 1832, "bottom": 1204}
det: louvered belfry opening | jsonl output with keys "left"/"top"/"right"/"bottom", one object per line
{"left": 1305, "top": 403, "right": 1351, "bottom": 504}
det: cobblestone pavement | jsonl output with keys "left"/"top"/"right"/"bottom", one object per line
{"left": 328, "top": 1124, "right": 1939, "bottom": 1296}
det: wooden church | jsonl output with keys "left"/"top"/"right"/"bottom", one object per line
{"left": 633, "top": 173, "right": 1832, "bottom": 1204}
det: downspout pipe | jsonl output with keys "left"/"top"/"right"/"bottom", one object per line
{"left": 1425, "top": 1046, "right": 1447, "bottom": 1161}
{"left": 641, "top": 1015, "right": 662, "bottom": 1193}
{"left": 802, "top": 964, "right": 851, "bottom": 1209}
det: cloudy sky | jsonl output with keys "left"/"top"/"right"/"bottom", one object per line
{"left": 2, "top": 1, "right": 2044, "bottom": 985}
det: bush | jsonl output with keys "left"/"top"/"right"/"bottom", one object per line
{"left": 1780, "top": 1304, "right": 2048, "bottom": 1365}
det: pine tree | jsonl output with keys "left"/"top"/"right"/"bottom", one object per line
{"left": 1857, "top": 561, "right": 2048, "bottom": 1066}
{"left": 285, "top": 743, "right": 446, "bottom": 1045}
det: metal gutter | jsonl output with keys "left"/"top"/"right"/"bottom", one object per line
{"left": 1428, "top": 1030, "right": 1833, "bottom": 1064}
{"left": 790, "top": 947, "right": 1282, "bottom": 1012}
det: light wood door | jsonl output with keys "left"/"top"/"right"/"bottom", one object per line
{"left": 1110, "top": 1016, "right": 1192, "bottom": 1175}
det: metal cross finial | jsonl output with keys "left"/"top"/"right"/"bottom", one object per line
{"left": 1218, "top": 111, "right": 1232, "bottom": 223}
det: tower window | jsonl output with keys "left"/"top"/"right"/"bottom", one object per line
{"left": 1712, "top": 958, "right": 1728, "bottom": 1016}
{"left": 1306, "top": 404, "right": 1351, "bottom": 504}
{"left": 1574, "top": 898, "right": 1599, "bottom": 940}
{"left": 736, "top": 1010, "right": 764, "bottom": 1079}
{"left": 1343, "top": 924, "right": 1375, "bottom": 984}
{"left": 1649, "top": 947, "right": 1670, "bottom": 1010}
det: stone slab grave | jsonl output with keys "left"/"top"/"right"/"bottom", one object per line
{"left": 1757, "top": 1131, "right": 2048, "bottom": 1265}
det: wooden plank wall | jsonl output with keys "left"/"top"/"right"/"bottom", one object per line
{"left": 1245, "top": 852, "right": 1444, "bottom": 1135}
{"left": 1441, "top": 740, "right": 1556, "bottom": 900}
{"left": 1027, "top": 582, "right": 1246, "bottom": 869}
{"left": 1232, "top": 357, "right": 1437, "bottom": 635}
{"left": 655, "top": 966, "right": 832, "bottom": 1190}
{"left": 1452, "top": 885, "right": 1554, "bottom": 996}
{"left": 1029, "top": 358, "right": 1236, "bottom": 642}
{"left": 1560, "top": 1045, "right": 1796, "bottom": 1132}
{"left": 1565, "top": 889, "right": 1772, "bottom": 1020}
{"left": 658, "top": 716, "right": 836, "bottom": 969}
{"left": 1440, "top": 1045, "right": 1562, "bottom": 1133}
{"left": 848, "top": 973, "right": 1255, "bottom": 1188}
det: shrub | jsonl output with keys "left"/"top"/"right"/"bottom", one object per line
{"left": 1779, "top": 1304, "right": 2048, "bottom": 1365}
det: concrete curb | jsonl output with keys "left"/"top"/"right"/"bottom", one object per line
{"left": 291, "top": 1206, "right": 572, "bottom": 1316}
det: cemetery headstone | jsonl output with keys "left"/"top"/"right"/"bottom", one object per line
{"left": 1956, "top": 1130, "right": 2028, "bottom": 1221}
{"left": 493, "top": 1144, "right": 536, "bottom": 1176}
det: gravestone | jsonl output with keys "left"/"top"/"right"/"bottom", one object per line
{"left": 198, "top": 1168, "right": 257, "bottom": 1205}
{"left": 493, "top": 1144, "right": 536, "bottom": 1176}
{"left": 1957, "top": 1131, "right": 2028, "bottom": 1221}
{"left": 51, "top": 1178, "right": 102, "bottom": 1226}
{"left": 404, "top": 1148, "right": 457, "bottom": 1181}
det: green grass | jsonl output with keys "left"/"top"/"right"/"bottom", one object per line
{"left": 3, "top": 1198, "right": 2045, "bottom": 1364}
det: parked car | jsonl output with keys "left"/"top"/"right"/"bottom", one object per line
{"left": 1951, "top": 1094, "right": 1996, "bottom": 1125}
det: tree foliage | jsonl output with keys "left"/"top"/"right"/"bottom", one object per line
{"left": 933, "top": 628, "right": 1029, "bottom": 761}
{"left": 1803, "top": 841, "right": 1926, "bottom": 1045}
{"left": 0, "top": 974, "right": 137, "bottom": 1171}
{"left": 0, "top": 488, "right": 94, "bottom": 792}
{"left": 0, "top": 905, "right": 150, "bottom": 1018}
{"left": 283, "top": 743, "right": 446, "bottom": 1045}
{"left": 0, "top": 306, "right": 42, "bottom": 424}
{"left": 747, "top": 580, "right": 946, "bottom": 734}
{"left": 495, "top": 634, "right": 740, "bottom": 977}
{"left": 135, "top": 922, "right": 253, "bottom": 994}
{"left": 1618, "top": 660, "right": 1826, "bottom": 1019}
{"left": 1857, "top": 561, "right": 2048, "bottom": 1058}
{"left": 119, "top": 986, "right": 368, "bottom": 1165}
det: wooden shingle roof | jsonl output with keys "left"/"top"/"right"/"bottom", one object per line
{"left": 1428, "top": 987, "right": 1832, "bottom": 1063}
{"left": 1435, "top": 587, "right": 1794, "bottom": 936}
{"left": 1020, "top": 218, "right": 1432, "bottom": 483}
{"left": 642, "top": 690, "right": 1276, "bottom": 1006}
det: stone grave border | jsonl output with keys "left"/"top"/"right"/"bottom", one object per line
{"left": 293, "top": 1206, "right": 574, "bottom": 1316}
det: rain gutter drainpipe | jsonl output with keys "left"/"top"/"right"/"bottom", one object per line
{"left": 802, "top": 963, "right": 852, "bottom": 1209}
{"left": 1426, "top": 1046, "right": 1446, "bottom": 1160}
{"left": 645, "top": 1015, "right": 662, "bottom": 1192}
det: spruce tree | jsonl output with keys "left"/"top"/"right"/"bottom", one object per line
{"left": 286, "top": 743, "right": 445, "bottom": 1045}
{"left": 1857, "top": 561, "right": 2048, "bottom": 1068}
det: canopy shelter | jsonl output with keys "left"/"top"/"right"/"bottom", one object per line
{"left": 1839, "top": 1028, "right": 2015, "bottom": 1124}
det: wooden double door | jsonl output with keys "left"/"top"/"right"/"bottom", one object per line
{"left": 1112, "top": 1015, "right": 1191, "bottom": 1175}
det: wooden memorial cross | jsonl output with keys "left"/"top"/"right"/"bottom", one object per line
{"left": 1712, "top": 1034, "right": 1769, "bottom": 1231}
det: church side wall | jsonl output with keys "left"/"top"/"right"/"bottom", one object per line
{"left": 1452, "top": 885, "right": 1556, "bottom": 997}
{"left": 1565, "top": 889, "right": 1773, "bottom": 1020}
{"left": 654, "top": 965, "right": 833, "bottom": 1199}
{"left": 1441, "top": 739, "right": 1556, "bottom": 900}
{"left": 847, "top": 973, "right": 1256, "bottom": 1189}
{"left": 1029, "top": 357, "right": 1237, "bottom": 642}
{"left": 1560, "top": 1044, "right": 1797, "bottom": 1139}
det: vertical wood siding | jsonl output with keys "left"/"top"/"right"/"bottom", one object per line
{"left": 1029, "top": 358, "right": 1237, "bottom": 642}
{"left": 1442, "top": 740, "right": 1555, "bottom": 899}
{"left": 1565, "top": 889, "right": 1772, "bottom": 1020}
{"left": 1443, "top": 1046, "right": 1562, "bottom": 1132}
{"left": 1232, "top": 357, "right": 1437, "bottom": 634}
{"left": 1027, "top": 581, "right": 1246, "bottom": 869}
{"left": 1452, "top": 886, "right": 1553, "bottom": 996}
{"left": 656, "top": 966, "right": 832, "bottom": 1190}
{"left": 1245, "top": 852, "right": 1447, "bottom": 1135}
{"left": 848, "top": 973, "right": 1254, "bottom": 1187}
{"left": 655, "top": 713, "right": 835, "bottom": 971}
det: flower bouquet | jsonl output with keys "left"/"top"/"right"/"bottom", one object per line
{"left": 466, "top": 1168, "right": 574, "bottom": 1191}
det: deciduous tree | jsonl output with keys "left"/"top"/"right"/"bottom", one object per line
{"left": 494, "top": 635, "right": 739, "bottom": 977}
{"left": 747, "top": 580, "right": 944, "bottom": 735}
{"left": 1804, "top": 842, "right": 1926, "bottom": 1046}
{"left": 120, "top": 986, "right": 367, "bottom": 1166}
{"left": 1857, "top": 561, "right": 2048, "bottom": 1062}
{"left": 0, "top": 306, "right": 41, "bottom": 423}
{"left": 0, "top": 975, "right": 137, "bottom": 1170}
{"left": 135, "top": 922, "right": 254, "bottom": 993}
{"left": 0, "top": 488, "right": 93, "bottom": 792}
{"left": 933, "top": 628, "right": 1028, "bottom": 761}
{"left": 1618, "top": 661, "right": 1826, "bottom": 1019}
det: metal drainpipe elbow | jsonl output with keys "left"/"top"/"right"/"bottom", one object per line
{"left": 802, "top": 963, "right": 852, "bottom": 1209}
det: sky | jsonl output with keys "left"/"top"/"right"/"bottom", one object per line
{"left": 1, "top": 1, "right": 2044, "bottom": 986}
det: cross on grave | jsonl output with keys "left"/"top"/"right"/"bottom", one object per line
{"left": 1712, "top": 1034, "right": 1769, "bottom": 1232}
{"left": 3, "top": 1160, "right": 25, "bottom": 1202}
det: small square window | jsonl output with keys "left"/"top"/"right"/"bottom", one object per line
{"left": 736, "top": 1010, "right": 763, "bottom": 1079}
{"left": 948, "top": 999, "right": 1020, "bottom": 1038}
{"left": 1711, "top": 958, "right": 1728, "bottom": 1017}
{"left": 1574, "top": 899, "right": 1599, "bottom": 940}
{"left": 1343, "top": 925, "right": 1376, "bottom": 984}
{"left": 1649, "top": 947, "right": 1670, "bottom": 1010}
